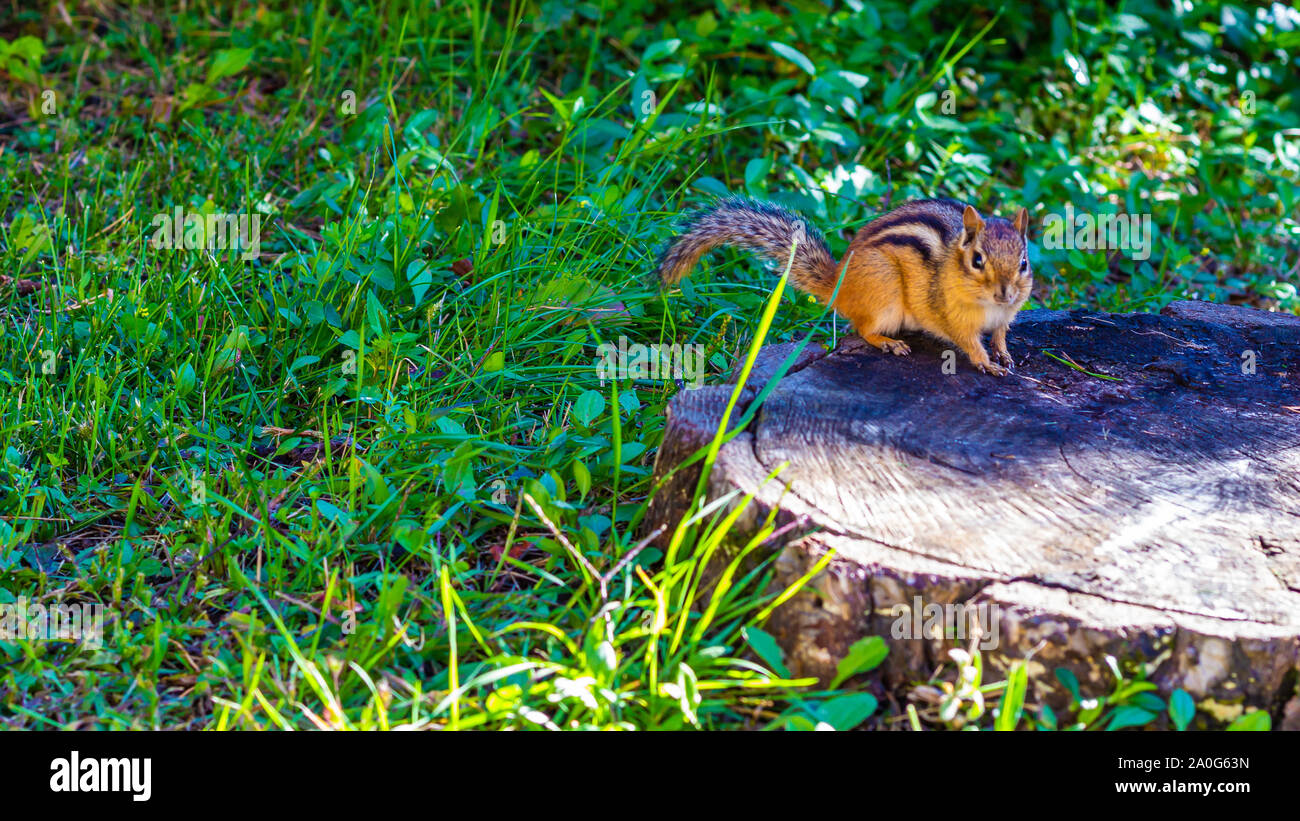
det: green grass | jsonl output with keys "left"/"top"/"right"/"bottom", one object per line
{"left": 0, "top": 0, "right": 1294, "bottom": 729}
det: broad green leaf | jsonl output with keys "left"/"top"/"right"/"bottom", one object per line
{"left": 829, "top": 636, "right": 888, "bottom": 688}
{"left": 572, "top": 461, "right": 591, "bottom": 497}
{"left": 9, "top": 36, "right": 46, "bottom": 62}
{"left": 817, "top": 693, "right": 878, "bottom": 730}
{"left": 1226, "top": 711, "right": 1270, "bottom": 731}
{"left": 174, "top": 361, "right": 197, "bottom": 396}
{"left": 1106, "top": 706, "right": 1157, "bottom": 731}
{"left": 642, "top": 39, "right": 681, "bottom": 63}
{"left": 770, "top": 42, "right": 815, "bottom": 75}
{"left": 1169, "top": 689, "right": 1195, "bottom": 731}
{"left": 1129, "top": 692, "right": 1165, "bottom": 713}
{"left": 206, "top": 47, "right": 255, "bottom": 85}
{"left": 315, "top": 499, "right": 353, "bottom": 528}
{"left": 1055, "top": 667, "right": 1081, "bottom": 703}
{"left": 742, "top": 626, "right": 790, "bottom": 678}
{"left": 407, "top": 260, "right": 435, "bottom": 305}
{"left": 1038, "top": 704, "right": 1057, "bottom": 730}
{"left": 572, "top": 390, "right": 605, "bottom": 426}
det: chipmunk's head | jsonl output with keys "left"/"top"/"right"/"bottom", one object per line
{"left": 959, "top": 205, "right": 1031, "bottom": 307}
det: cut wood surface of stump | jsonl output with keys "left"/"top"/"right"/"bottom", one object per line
{"left": 647, "top": 300, "right": 1300, "bottom": 724}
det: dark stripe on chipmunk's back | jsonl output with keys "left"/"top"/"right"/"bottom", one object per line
{"left": 866, "top": 232, "right": 933, "bottom": 264}
{"left": 856, "top": 208, "right": 956, "bottom": 245}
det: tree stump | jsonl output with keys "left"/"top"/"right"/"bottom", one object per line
{"left": 647, "top": 301, "right": 1300, "bottom": 724}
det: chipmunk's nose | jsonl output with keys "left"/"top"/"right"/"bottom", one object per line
{"left": 996, "top": 283, "right": 1016, "bottom": 304}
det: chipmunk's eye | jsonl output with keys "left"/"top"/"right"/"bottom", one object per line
{"left": 971, "top": 252, "right": 984, "bottom": 269}
{"left": 1019, "top": 258, "right": 1028, "bottom": 273}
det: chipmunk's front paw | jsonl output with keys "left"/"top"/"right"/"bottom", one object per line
{"left": 976, "top": 360, "right": 1008, "bottom": 377}
{"left": 993, "top": 348, "right": 1014, "bottom": 368}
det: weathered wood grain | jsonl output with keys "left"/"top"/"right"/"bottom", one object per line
{"left": 647, "top": 301, "right": 1300, "bottom": 724}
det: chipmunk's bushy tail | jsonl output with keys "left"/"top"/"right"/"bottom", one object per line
{"left": 655, "top": 197, "right": 838, "bottom": 299}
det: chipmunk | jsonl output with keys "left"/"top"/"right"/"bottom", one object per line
{"left": 656, "top": 197, "right": 1032, "bottom": 375}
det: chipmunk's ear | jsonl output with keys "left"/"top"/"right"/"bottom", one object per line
{"left": 960, "top": 205, "right": 984, "bottom": 246}
{"left": 1013, "top": 206, "right": 1030, "bottom": 239}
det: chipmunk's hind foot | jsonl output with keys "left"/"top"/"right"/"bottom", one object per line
{"left": 863, "top": 334, "right": 911, "bottom": 356}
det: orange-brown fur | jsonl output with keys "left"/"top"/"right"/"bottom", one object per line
{"left": 656, "top": 197, "right": 1033, "bottom": 375}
